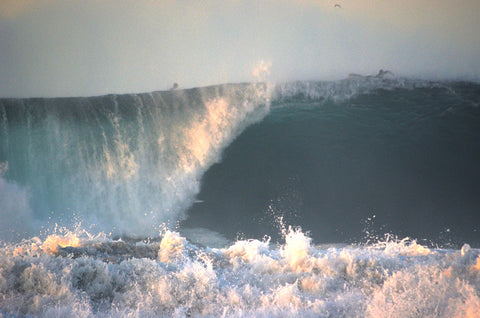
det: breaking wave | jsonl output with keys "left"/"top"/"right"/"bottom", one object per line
{"left": 1, "top": 77, "right": 480, "bottom": 316}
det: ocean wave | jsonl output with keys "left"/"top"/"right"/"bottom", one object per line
{"left": 1, "top": 78, "right": 480, "bottom": 316}
{"left": 0, "top": 83, "right": 270, "bottom": 239}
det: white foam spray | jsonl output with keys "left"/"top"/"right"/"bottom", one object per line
{"left": 1, "top": 225, "right": 479, "bottom": 317}
{"left": 0, "top": 81, "right": 271, "bottom": 239}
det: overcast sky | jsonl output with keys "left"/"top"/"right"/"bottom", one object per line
{"left": 1, "top": 0, "right": 479, "bottom": 97}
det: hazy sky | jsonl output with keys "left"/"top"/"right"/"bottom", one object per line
{"left": 1, "top": 0, "right": 479, "bottom": 97}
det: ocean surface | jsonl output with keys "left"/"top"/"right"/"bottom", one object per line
{"left": 1, "top": 77, "right": 480, "bottom": 317}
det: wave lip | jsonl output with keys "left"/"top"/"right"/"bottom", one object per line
{"left": 270, "top": 76, "right": 456, "bottom": 105}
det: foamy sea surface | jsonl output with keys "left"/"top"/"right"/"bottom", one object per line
{"left": 1, "top": 226, "right": 480, "bottom": 317}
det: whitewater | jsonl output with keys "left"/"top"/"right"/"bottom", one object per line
{"left": 1, "top": 76, "right": 480, "bottom": 317}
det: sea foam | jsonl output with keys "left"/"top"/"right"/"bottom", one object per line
{"left": 1, "top": 226, "right": 480, "bottom": 317}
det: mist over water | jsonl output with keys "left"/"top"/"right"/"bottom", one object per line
{"left": 1, "top": 0, "right": 479, "bottom": 97}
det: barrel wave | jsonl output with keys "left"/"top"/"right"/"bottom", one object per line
{"left": 1, "top": 78, "right": 480, "bottom": 317}
{"left": 186, "top": 80, "right": 480, "bottom": 245}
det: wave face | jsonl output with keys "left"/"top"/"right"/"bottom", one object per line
{"left": 185, "top": 79, "right": 480, "bottom": 246}
{"left": 1, "top": 78, "right": 480, "bottom": 317}
{"left": 0, "top": 83, "right": 270, "bottom": 239}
